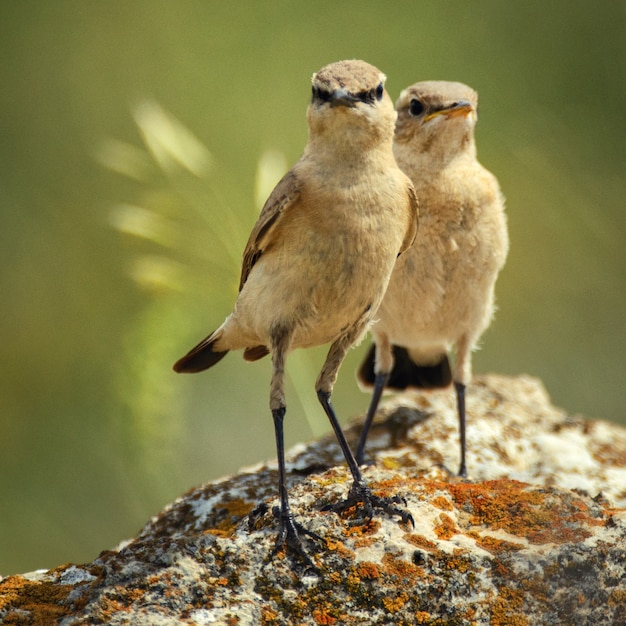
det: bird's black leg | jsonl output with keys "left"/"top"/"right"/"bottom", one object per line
{"left": 355, "top": 371, "right": 389, "bottom": 465}
{"left": 265, "top": 326, "right": 321, "bottom": 568}
{"left": 270, "top": 406, "right": 321, "bottom": 569}
{"left": 317, "top": 389, "right": 414, "bottom": 528}
{"left": 455, "top": 381, "right": 467, "bottom": 477}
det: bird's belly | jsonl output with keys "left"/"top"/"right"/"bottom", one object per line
{"left": 234, "top": 241, "right": 393, "bottom": 349}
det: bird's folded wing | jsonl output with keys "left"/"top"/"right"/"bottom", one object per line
{"left": 400, "top": 184, "right": 419, "bottom": 254}
{"left": 239, "top": 169, "right": 301, "bottom": 292}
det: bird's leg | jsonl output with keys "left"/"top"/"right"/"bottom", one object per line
{"left": 355, "top": 333, "right": 393, "bottom": 465}
{"left": 455, "top": 381, "right": 467, "bottom": 478}
{"left": 270, "top": 407, "right": 321, "bottom": 569}
{"left": 267, "top": 326, "right": 321, "bottom": 569}
{"left": 355, "top": 372, "right": 389, "bottom": 465}
{"left": 317, "top": 389, "right": 413, "bottom": 526}
{"left": 316, "top": 325, "right": 414, "bottom": 528}
{"left": 453, "top": 335, "right": 471, "bottom": 478}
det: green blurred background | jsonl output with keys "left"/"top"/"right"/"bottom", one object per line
{"left": 1, "top": 1, "right": 624, "bottom": 575}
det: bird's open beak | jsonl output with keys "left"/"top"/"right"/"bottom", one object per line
{"left": 424, "top": 101, "right": 474, "bottom": 122}
{"left": 330, "top": 88, "right": 360, "bottom": 108}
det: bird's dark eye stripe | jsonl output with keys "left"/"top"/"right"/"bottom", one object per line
{"left": 312, "top": 86, "right": 332, "bottom": 102}
{"left": 312, "top": 82, "right": 384, "bottom": 105}
{"left": 358, "top": 83, "right": 384, "bottom": 104}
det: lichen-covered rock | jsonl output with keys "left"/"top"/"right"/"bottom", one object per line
{"left": 2, "top": 375, "right": 625, "bottom": 625}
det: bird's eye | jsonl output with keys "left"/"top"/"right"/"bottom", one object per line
{"left": 375, "top": 83, "right": 384, "bottom": 100}
{"left": 409, "top": 99, "right": 425, "bottom": 116}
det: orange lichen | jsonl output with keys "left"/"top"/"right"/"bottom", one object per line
{"left": 468, "top": 531, "right": 524, "bottom": 554}
{"left": 383, "top": 591, "right": 409, "bottom": 613}
{"left": 442, "top": 479, "right": 595, "bottom": 544}
{"left": 203, "top": 528, "right": 232, "bottom": 538}
{"left": 381, "top": 553, "right": 420, "bottom": 580}
{"left": 433, "top": 512, "right": 458, "bottom": 540}
{"left": 261, "top": 607, "right": 280, "bottom": 624}
{"left": 0, "top": 575, "right": 74, "bottom": 626}
{"left": 404, "top": 533, "right": 437, "bottom": 551}
{"left": 489, "top": 587, "right": 528, "bottom": 626}
{"left": 311, "top": 469, "right": 349, "bottom": 488}
{"left": 312, "top": 607, "right": 338, "bottom": 624}
{"left": 356, "top": 561, "right": 380, "bottom": 580}
{"left": 352, "top": 534, "right": 377, "bottom": 549}
{"left": 345, "top": 518, "right": 381, "bottom": 537}
{"left": 222, "top": 497, "right": 256, "bottom": 517}
{"left": 431, "top": 494, "right": 454, "bottom": 511}
{"left": 324, "top": 538, "right": 353, "bottom": 558}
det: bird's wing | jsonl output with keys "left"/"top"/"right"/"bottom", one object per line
{"left": 239, "top": 169, "right": 301, "bottom": 291}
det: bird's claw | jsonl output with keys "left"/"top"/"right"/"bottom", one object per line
{"left": 323, "top": 482, "right": 414, "bottom": 528}
{"left": 270, "top": 506, "right": 322, "bottom": 572}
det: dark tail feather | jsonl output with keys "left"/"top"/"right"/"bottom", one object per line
{"left": 357, "top": 343, "right": 452, "bottom": 391}
{"left": 173, "top": 332, "right": 229, "bottom": 373}
{"left": 243, "top": 345, "right": 270, "bottom": 361}
{"left": 357, "top": 343, "right": 379, "bottom": 388}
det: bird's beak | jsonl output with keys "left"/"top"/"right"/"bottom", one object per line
{"left": 329, "top": 88, "right": 360, "bottom": 108}
{"left": 424, "top": 101, "right": 474, "bottom": 122}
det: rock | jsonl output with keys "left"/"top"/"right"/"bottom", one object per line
{"left": 1, "top": 375, "right": 625, "bottom": 625}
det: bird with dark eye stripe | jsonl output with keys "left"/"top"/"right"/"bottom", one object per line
{"left": 174, "top": 60, "right": 418, "bottom": 570}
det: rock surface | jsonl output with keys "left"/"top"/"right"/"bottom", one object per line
{"left": 1, "top": 375, "right": 625, "bottom": 625}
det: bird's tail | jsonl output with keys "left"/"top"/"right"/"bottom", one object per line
{"left": 357, "top": 343, "right": 452, "bottom": 391}
{"left": 173, "top": 329, "right": 229, "bottom": 373}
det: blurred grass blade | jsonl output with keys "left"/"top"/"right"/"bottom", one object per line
{"left": 133, "top": 99, "right": 213, "bottom": 177}
{"left": 95, "top": 139, "right": 156, "bottom": 181}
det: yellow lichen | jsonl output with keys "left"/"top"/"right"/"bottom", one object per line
{"left": 383, "top": 591, "right": 409, "bottom": 613}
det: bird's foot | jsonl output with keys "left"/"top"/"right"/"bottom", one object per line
{"left": 323, "top": 481, "right": 414, "bottom": 528}
{"left": 270, "top": 506, "right": 322, "bottom": 571}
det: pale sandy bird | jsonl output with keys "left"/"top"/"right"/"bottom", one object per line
{"left": 174, "top": 60, "right": 418, "bottom": 563}
{"left": 356, "top": 81, "right": 509, "bottom": 476}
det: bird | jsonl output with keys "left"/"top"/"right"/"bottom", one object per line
{"left": 173, "top": 60, "right": 418, "bottom": 564}
{"left": 355, "top": 80, "right": 509, "bottom": 476}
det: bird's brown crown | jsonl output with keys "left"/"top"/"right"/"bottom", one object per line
{"left": 312, "top": 59, "right": 386, "bottom": 96}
